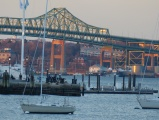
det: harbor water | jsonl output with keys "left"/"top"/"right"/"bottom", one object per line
{"left": 1, "top": 75, "right": 159, "bottom": 120}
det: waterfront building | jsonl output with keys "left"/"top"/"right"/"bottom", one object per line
{"left": 0, "top": 48, "right": 11, "bottom": 64}
{"left": 67, "top": 57, "right": 87, "bottom": 75}
{"left": 80, "top": 45, "right": 100, "bottom": 56}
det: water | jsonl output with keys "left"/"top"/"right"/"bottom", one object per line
{"left": 0, "top": 75, "right": 159, "bottom": 120}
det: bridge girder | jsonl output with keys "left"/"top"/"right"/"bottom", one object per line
{"left": 0, "top": 8, "right": 109, "bottom": 41}
{"left": 0, "top": 8, "right": 159, "bottom": 54}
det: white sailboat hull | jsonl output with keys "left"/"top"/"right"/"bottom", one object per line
{"left": 137, "top": 98, "right": 159, "bottom": 109}
{"left": 21, "top": 104, "right": 76, "bottom": 114}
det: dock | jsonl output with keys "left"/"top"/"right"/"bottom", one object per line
{"left": 83, "top": 89, "right": 155, "bottom": 94}
{"left": 0, "top": 79, "right": 81, "bottom": 96}
{"left": 0, "top": 73, "right": 157, "bottom": 96}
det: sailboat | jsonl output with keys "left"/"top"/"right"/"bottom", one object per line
{"left": 137, "top": 78, "right": 159, "bottom": 109}
{"left": 137, "top": 68, "right": 159, "bottom": 109}
{"left": 137, "top": 19, "right": 159, "bottom": 109}
{"left": 137, "top": 97, "right": 159, "bottom": 109}
{"left": 20, "top": 0, "right": 75, "bottom": 114}
{"left": 21, "top": 97, "right": 76, "bottom": 114}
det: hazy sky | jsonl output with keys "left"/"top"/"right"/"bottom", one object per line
{"left": 0, "top": 0, "right": 159, "bottom": 40}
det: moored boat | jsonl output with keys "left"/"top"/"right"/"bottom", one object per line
{"left": 137, "top": 97, "right": 159, "bottom": 109}
{"left": 21, "top": 100, "right": 76, "bottom": 114}
{"left": 117, "top": 68, "right": 131, "bottom": 77}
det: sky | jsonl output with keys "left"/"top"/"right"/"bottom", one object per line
{"left": 0, "top": 0, "right": 159, "bottom": 40}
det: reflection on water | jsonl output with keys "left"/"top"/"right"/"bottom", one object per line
{"left": 1, "top": 64, "right": 159, "bottom": 120}
{"left": 0, "top": 93, "right": 159, "bottom": 120}
{"left": 0, "top": 73, "right": 159, "bottom": 120}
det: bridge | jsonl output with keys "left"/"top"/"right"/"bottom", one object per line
{"left": 0, "top": 8, "right": 159, "bottom": 72}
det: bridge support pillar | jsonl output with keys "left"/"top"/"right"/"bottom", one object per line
{"left": 150, "top": 54, "right": 154, "bottom": 67}
{"left": 145, "top": 53, "right": 154, "bottom": 71}
{"left": 49, "top": 40, "right": 65, "bottom": 74}
{"left": 100, "top": 46, "right": 113, "bottom": 68}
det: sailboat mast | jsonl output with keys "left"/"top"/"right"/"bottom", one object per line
{"left": 40, "top": 0, "right": 48, "bottom": 98}
{"left": 20, "top": 0, "right": 26, "bottom": 75}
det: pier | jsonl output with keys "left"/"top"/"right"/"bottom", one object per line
{"left": 84, "top": 90, "right": 155, "bottom": 94}
{"left": 0, "top": 73, "right": 157, "bottom": 96}
{"left": 0, "top": 79, "right": 81, "bottom": 96}
{"left": 80, "top": 74, "right": 156, "bottom": 96}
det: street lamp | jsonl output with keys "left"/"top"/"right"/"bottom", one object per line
{"left": 8, "top": 56, "right": 11, "bottom": 78}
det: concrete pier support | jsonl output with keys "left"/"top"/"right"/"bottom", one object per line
{"left": 82, "top": 74, "right": 84, "bottom": 82}
{"left": 122, "top": 76, "right": 125, "bottom": 91}
{"left": 30, "top": 70, "right": 35, "bottom": 88}
{"left": 128, "top": 74, "right": 131, "bottom": 90}
{"left": 30, "top": 75, "right": 34, "bottom": 88}
{"left": 82, "top": 86, "right": 84, "bottom": 96}
{"left": 98, "top": 74, "right": 100, "bottom": 91}
{"left": 133, "top": 74, "right": 136, "bottom": 91}
{"left": 2, "top": 70, "right": 10, "bottom": 88}
{"left": 72, "top": 75, "right": 77, "bottom": 84}
{"left": 113, "top": 74, "right": 116, "bottom": 91}
{"left": 96, "top": 74, "right": 100, "bottom": 91}
{"left": 97, "top": 74, "right": 98, "bottom": 90}
{"left": 88, "top": 73, "right": 90, "bottom": 88}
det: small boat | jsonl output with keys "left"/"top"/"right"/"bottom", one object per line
{"left": 21, "top": 98, "right": 75, "bottom": 114}
{"left": 73, "top": 73, "right": 82, "bottom": 76}
{"left": 117, "top": 68, "right": 131, "bottom": 77}
{"left": 137, "top": 97, "right": 159, "bottom": 109}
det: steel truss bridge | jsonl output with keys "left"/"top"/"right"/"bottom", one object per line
{"left": 0, "top": 8, "right": 159, "bottom": 69}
